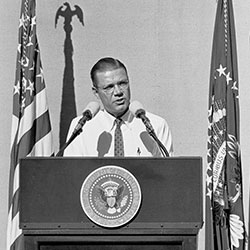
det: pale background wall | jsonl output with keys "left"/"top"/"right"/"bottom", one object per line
{"left": 1, "top": 1, "right": 250, "bottom": 249}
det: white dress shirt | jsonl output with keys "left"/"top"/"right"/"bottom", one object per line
{"left": 64, "top": 109, "right": 173, "bottom": 157}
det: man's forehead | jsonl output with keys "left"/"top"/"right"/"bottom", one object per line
{"left": 96, "top": 68, "right": 128, "bottom": 81}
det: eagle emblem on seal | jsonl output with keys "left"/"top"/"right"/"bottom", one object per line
{"left": 96, "top": 180, "right": 128, "bottom": 214}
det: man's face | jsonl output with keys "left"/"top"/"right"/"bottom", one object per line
{"left": 93, "top": 67, "right": 131, "bottom": 117}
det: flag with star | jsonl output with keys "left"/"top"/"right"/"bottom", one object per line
{"left": 7, "top": 0, "right": 54, "bottom": 249}
{"left": 206, "top": 0, "right": 245, "bottom": 249}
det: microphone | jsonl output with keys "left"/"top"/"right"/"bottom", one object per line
{"left": 130, "top": 100, "right": 169, "bottom": 157}
{"left": 55, "top": 102, "right": 100, "bottom": 156}
{"left": 130, "top": 101, "right": 154, "bottom": 133}
{"left": 72, "top": 102, "right": 100, "bottom": 135}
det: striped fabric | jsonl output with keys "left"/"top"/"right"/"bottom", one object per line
{"left": 6, "top": 0, "right": 54, "bottom": 249}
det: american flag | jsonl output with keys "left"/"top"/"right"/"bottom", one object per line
{"left": 7, "top": 0, "right": 54, "bottom": 249}
{"left": 206, "top": 0, "right": 246, "bottom": 249}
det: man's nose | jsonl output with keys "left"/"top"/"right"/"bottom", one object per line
{"left": 113, "top": 84, "right": 123, "bottom": 95}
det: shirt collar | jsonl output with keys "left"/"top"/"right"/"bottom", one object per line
{"left": 103, "top": 108, "right": 135, "bottom": 131}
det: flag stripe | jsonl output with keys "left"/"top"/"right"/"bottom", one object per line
{"left": 11, "top": 189, "right": 20, "bottom": 220}
{"left": 10, "top": 236, "right": 23, "bottom": 250}
{"left": 8, "top": 135, "right": 19, "bottom": 211}
{"left": 17, "top": 111, "right": 52, "bottom": 158}
{"left": 29, "top": 131, "right": 54, "bottom": 156}
{"left": 12, "top": 165, "right": 20, "bottom": 202}
{"left": 17, "top": 89, "right": 50, "bottom": 142}
{"left": 7, "top": 209, "right": 22, "bottom": 249}
{"left": 10, "top": 116, "right": 19, "bottom": 149}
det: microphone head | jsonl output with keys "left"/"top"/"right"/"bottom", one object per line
{"left": 82, "top": 101, "right": 100, "bottom": 119}
{"left": 130, "top": 100, "right": 145, "bottom": 118}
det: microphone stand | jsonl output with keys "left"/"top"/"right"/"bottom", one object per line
{"left": 148, "top": 130, "right": 169, "bottom": 157}
{"left": 137, "top": 112, "right": 169, "bottom": 157}
{"left": 55, "top": 110, "right": 92, "bottom": 156}
{"left": 55, "top": 130, "right": 81, "bottom": 157}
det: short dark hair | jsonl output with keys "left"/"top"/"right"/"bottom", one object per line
{"left": 90, "top": 57, "right": 128, "bottom": 87}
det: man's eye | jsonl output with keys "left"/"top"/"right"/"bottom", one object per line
{"left": 104, "top": 85, "right": 113, "bottom": 91}
{"left": 119, "top": 82, "right": 128, "bottom": 87}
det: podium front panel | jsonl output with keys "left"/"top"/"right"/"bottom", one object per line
{"left": 20, "top": 157, "right": 202, "bottom": 230}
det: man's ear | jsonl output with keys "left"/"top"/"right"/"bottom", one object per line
{"left": 92, "top": 87, "right": 99, "bottom": 99}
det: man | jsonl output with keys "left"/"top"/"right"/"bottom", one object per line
{"left": 64, "top": 57, "right": 173, "bottom": 157}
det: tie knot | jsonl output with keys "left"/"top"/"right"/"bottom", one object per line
{"left": 115, "top": 118, "right": 123, "bottom": 127}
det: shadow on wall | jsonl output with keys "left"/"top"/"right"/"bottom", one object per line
{"left": 55, "top": 2, "right": 84, "bottom": 148}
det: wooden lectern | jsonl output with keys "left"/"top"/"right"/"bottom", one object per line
{"left": 19, "top": 157, "right": 203, "bottom": 250}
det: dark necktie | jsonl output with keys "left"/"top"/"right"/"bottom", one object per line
{"left": 114, "top": 118, "right": 124, "bottom": 157}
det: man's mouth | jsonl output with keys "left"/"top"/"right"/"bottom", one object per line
{"left": 115, "top": 99, "right": 125, "bottom": 105}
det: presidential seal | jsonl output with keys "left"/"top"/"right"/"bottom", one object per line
{"left": 80, "top": 165, "right": 141, "bottom": 228}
